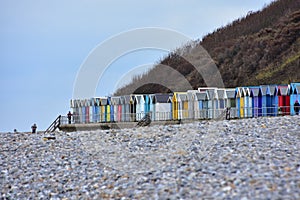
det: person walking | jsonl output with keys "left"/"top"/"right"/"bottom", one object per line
{"left": 31, "top": 123, "right": 37, "bottom": 133}
{"left": 67, "top": 111, "right": 72, "bottom": 124}
{"left": 294, "top": 100, "right": 300, "bottom": 115}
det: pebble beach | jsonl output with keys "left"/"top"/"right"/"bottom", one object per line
{"left": 1, "top": 115, "right": 300, "bottom": 199}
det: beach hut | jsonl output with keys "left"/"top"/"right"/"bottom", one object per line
{"left": 290, "top": 83, "right": 300, "bottom": 115}
{"left": 172, "top": 93, "right": 179, "bottom": 120}
{"left": 198, "top": 88, "right": 218, "bottom": 119}
{"left": 107, "top": 97, "right": 111, "bottom": 122}
{"left": 187, "top": 90, "right": 199, "bottom": 119}
{"left": 152, "top": 93, "right": 172, "bottom": 121}
{"left": 144, "top": 95, "right": 150, "bottom": 114}
{"left": 250, "top": 87, "right": 262, "bottom": 117}
{"left": 123, "top": 95, "right": 133, "bottom": 122}
{"left": 149, "top": 94, "right": 156, "bottom": 121}
{"left": 277, "top": 85, "right": 290, "bottom": 115}
{"left": 194, "top": 92, "right": 208, "bottom": 119}
{"left": 177, "top": 93, "right": 188, "bottom": 119}
{"left": 80, "top": 100, "right": 86, "bottom": 123}
{"left": 269, "top": 85, "right": 278, "bottom": 116}
{"left": 95, "top": 98, "right": 101, "bottom": 122}
{"left": 119, "top": 96, "right": 124, "bottom": 122}
{"left": 167, "top": 96, "right": 173, "bottom": 120}
{"left": 260, "top": 85, "right": 271, "bottom": 116}
{"left": 85, "top": 99, "right": 90, "bottom": 123}
{"left": 134, "top": 95, "right": 146, "bottom": 121}
{"left": 235, "top": 88, "right": 245, "bottom": 118}
{"left": 225, "top": 89, "right": 237, "bottom": 118}
{"left": 216, "top": 89, "right": 227, "bottom": 118}
{"left": 111, "top": 97, "right": 121, "bottom": 122}
{"left": 100, "top": 98, "right": 108, "bottom": 122}
{"left": 89, "top": 98, "right": 94, "bottom": 123}
{"left": 243, "top": 88, "right": 252, "bottom": 118}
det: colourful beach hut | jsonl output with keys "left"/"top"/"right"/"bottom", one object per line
{"left": 277, "top": 85, "right": 290, "bottom": 115}
{"left": 111, "top": 97, "right": 121, "bottom": 122}
{"left": 269, "top": 85, "right": 278, "bottom": 116}
{"left": 243, "top": 88, "right": 252, "bottom": 118}
{"left": 225, "top": 89, "right": 237, "bottom": 118}
{"left": 216, "top": 89, "right": 227, "bottom": 118}
{"left": 177, "top": 93, "right": 188, "bottom": 119}
{"left": 172, "top": 93, "right": 179, "bottom": 120}
{"left": 235, "top": 88, "right": 245, "bottom": 118}
{"left": 149, "top": 94, "right": 156, "bottom": 121}
{"left": 187, "top": 90, "right": 198, "bottom": 119}
{"left": 260, "top": 85, "right": 271, "bottom": 116}
{"left": 134, "top": 95, "right": 146, "bottom": 121}
{"left": 194, "top": 92, "right": 208, "bottom": 119}
{"left": 100, "top": 98, "right": 108, "bottom": 122}
{"left": 250, "top": 87, "right": 262, "bottom": 117}
{"left": 152, "top": 93, "right": 172, "bottom": 121}
{"left": 122, "top": 95, "right": 131, "bottom": 122}
{"left": 290, "top": 83, "right": 300, "bottom": 115}
{"left": 198, "top": 88, "right": 218, "bottom": 119}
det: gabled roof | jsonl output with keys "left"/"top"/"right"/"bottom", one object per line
{"left": 269, "top": 85, "right": 277, "bottom": 96}
{"left": 198, "top": 87, "right": 218, "bottom": 93}
{"left": 187, "top": 91, "right": 197, "bottom": 101}
{"left": 154, "top": 94, "right": 171, "bottom": 103}
{"left": 277, "top": 86, "right": 289, "bottom": 96}
{"left": 260, "top": 85, "right": 270, "bottom": 95}
{"left": 134, "top": 95, "right": 145, "bottom": 104}
{"left": 100, "top": 98, "right": 108, "bottom": 106}
{"left": 111, "top": 97, "right": 121, "bottom": 105}
{"left": 123, "top": 95, "right": 132, "bottom": 104}
{"left": 195, "top": 92, "right": 208, "bottom": 101}
{"left": 225, "top": 89, "right": 236, "bottom": 99}
{"left": 217, "top": 89, "right": 226, "bottom": 99}
{"left": 250, "top": 88, "right": 262, "bottom": 97}
{"left": 177, "top": 93, "right": 188, "bottom": 102}
{"left": 206, "top": 89, "right": 217, "bottom": 99}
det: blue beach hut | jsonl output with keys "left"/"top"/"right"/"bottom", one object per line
{"left": 290, "top": 83, "right": 300, "bottom": 115}
{"left": 194, "top": 92, "right": 208, "bottom": 119}
{"left": 269, "top": 85, "right": 278, "bottom": 116}
{"left": 134, "top": 95, "right": 145, "bottom": 121}
{"left": 260, "top": 85, "right": 271, "bottom": 116}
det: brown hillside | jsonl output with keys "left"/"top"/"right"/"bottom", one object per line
{"left": 114, "top": 0, "right": 300, "bottom": 95}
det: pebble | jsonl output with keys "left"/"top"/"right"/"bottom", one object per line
{"left": 0, "top": 115, "right": 300, "bottom": 199}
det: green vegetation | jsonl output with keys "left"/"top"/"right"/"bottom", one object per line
{"left": 115, "top": 0, "right": 300, "bottom": 95}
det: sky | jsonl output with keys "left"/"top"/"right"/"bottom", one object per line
{"left": 0, "top": 0, "right": 274, "bottom": 132}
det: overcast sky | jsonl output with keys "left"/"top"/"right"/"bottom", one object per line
{"left": 0, "top": 0, "right": 274, "bottom": 132}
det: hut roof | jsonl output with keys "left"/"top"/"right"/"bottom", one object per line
{"left": 250, "top": 88, "right": 261, "bottom": 97}
{"left": 195, "top": 92, "right": 208, "bottom": 101}
{"left": 278, "top": 86, "right": 289, "bottom": 96}
{"left": 206, "top": 89, "right": 216, "bottom": 99}
{"left": 225, "top": 89, "right": 236, "bottom": 99}
{"left": 123, "top": 95, "right": 132, "bottom": 104}
{"left": 217, "top": 89, "right": 226, "bottom": 99}
{"left": 154, "top": 94, "right": 171, "bottom": 103}
{"left": 111, "top": 97, "right": 121, "bottom": 105}
{"left": 177, "top": 93, "right": 188, "bottom": 102}
{"left": 100, "top": 98, "right": 108, "bottom": 106}
{"left": 260, "top": 85, "right": 270, "bottom": 95}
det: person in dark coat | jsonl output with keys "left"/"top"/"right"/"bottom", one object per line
{"left": 67, "top": 111, "right": 72, "bottom": 124}
{"left": 294, "top": 100, "right": 300, "bottom": 115}
{"left": 31, "top": 123, "right": 37, "bottom": 133}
